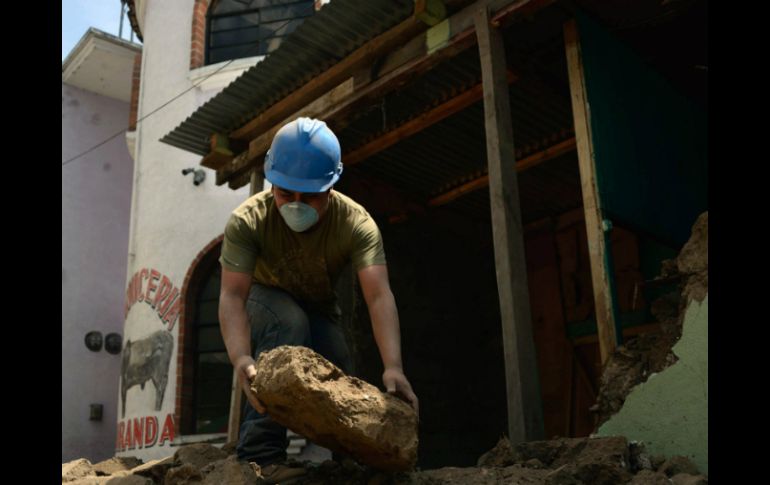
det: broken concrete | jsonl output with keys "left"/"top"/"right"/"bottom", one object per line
{"left": 63, "top": 458, "right": 97, "bottom": 482}
{"left": 677, "top": 212, "right": 708, "bottom": 305}
{"left": 627, "top": 469, "right": 670, "bottom": 484}
{"left": 93, "top": 457, "right": 143, "bottom": 476}
{"left": 659, "top": 456, "right": 701, "bottom": 477}
{"left": 598, "top": 295, "right": 708, "bottom": 474}
{"left": 476, "top": 437, "right": 516, "bottom": 467}
{"left": 592, "top": 212, "right": 708, "bottom": 444}
{"left": 103, "top": 475, "right": 153, "bottom": 485}
{"left": 252, "top": 345, "right": 418, "bottom": 471}
{"left": 172, "top": 443, "right": 227, "bottom": 470}
{"left": 164, "top": 464, "right": 203, "bottom": 485}
{"left": 64, "top": 435, "right": 709, "bottom": 484}
{"left": 670, "top": 473, "right": 709, "bottom": 485}
{"left": 199, "top": 455, "right": 258, "bottom": 485}
{"left": 129, "top": 456, "right": 175, "bottom": 483}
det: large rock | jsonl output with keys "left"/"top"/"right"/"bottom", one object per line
{"left": 659, "top": 456, "right": 701, "bottom": 477}
{"left": 677, "top": 212, "right": 708, "bottom": 275}
{"left": 200, "top": 456, "right": 257, "bottom": 485}
{"left": 476, "top": 437, "right": 516, "bottom": 467}
{"left": 678, "top": 212, "right": 708, "bottom": 304}
{"left": 130, "top": 456, "right": 175, "bottom": 483}
{"left": 63, "top": 458, "right": 96, "bottom": 482}
{"left": 165, "top": 464, "right": 204, "bottom": 485}
{"left": 104, "top": 475, "right": 153, "bottom": 485}
{"left": 252, "top": 345, "right": 418, "bottom": 471}
{"left": 92, "top": 457, "right": 143, "bottom": 476}
{"left": 627, "top": 469, "right": 671, "bottom": 484}
{"left": 173, "top": 443, "right": 228, "bottom": 470}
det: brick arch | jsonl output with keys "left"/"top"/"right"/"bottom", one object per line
{"left": 174, "top": 234, "right": 224, "bottom": 436}
{"left": 190, "top": 0, "right": 213, "bottom": 69}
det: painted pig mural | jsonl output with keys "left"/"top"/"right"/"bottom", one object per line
{"left": 120, "top": 330, "right": 174, "bottom": 418}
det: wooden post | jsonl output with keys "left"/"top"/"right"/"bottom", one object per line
{"left": 563, "top": 19, "right": 618, "bottom": 366}
{"left": 249, "top": 166, "right": 264, "bottom": 195}
{"left": 475, "top": 5, "right": 544, "bottom": 444}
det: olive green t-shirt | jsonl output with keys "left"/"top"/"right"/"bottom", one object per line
{"left": 219, "top": 190, "right": 386, "bottom": 319}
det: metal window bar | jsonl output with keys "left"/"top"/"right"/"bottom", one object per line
{"left": 205, "top": 0, "right": 314, "bottom": 65}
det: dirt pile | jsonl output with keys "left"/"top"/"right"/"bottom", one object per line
{"left": 63, "top": 438, "right": 707, "bottom": 484}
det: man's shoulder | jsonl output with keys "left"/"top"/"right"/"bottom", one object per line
{"left": 232, "top": 190, "right": 274, "bottom": 220}
{"left": 331, "top": 190, "right": 372, "bottom": 222}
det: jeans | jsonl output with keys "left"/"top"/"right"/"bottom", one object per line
{"left": 236, "top": 283, "right": 353, "bottom": 466}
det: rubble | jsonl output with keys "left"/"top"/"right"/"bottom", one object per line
{"left": 593, "top": 211, "right": 708, "bottom": 427}
{"left": 63, "top": 433, "right": 708, "bottom": 484}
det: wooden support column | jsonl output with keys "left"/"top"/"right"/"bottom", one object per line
{"left": 475, "top": 5, "right": 544, "bottom": 444}
{"left": 563, "top": 19, "right": 617, "bottom": 366}
{"left": 249, "top": 166, "right": 264, "bottom": 196}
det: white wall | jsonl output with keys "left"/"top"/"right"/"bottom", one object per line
{"left": 62, "top": 83, "right": 134, "bottom": 463}
{"left": 119, "top": 0, "right": 252, "bottom": 461}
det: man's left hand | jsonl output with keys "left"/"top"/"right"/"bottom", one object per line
{"left": 383, "top": 367, "right": 419, "bottom": 418}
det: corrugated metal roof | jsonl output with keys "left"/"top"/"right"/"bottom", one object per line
{"left": 333, "top": 19, "right": 582, "bottom": 224}
{"left": 161, "top": 0, "right": 415, "bottom": 156}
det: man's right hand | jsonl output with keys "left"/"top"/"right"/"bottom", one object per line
{"left": 235, "top": 355, "right": 266, "bottom": 414}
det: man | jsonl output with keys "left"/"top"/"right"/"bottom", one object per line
{"left": 218, "top": 117, "right": 418, "bottom": 482}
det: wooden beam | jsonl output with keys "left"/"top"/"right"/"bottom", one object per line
{"left": 344, "top": 71, "right": 517, "bottom": 167}
{"left": 216, "top": 151, "right": 250, "bottom": 186}
{"left": 230, "top": 18, "right": 424, "bottom": 142}
{"left": 571, "top": 323, "right": 661, "bottom": 347}
{"left": 219, "top": 0, "right": 549, "bottom": 189}
{"left": 475, "top": 4, "right": 544, "bottom": 444}
{"left": 226, "top": 372, "right": 242, "bottom": 444}
{"left": 249, "top": 166, "right": 264, "bottom": 195}
{"left": 346, "top": 83, "right": 486, "bottom": 167}
{"left": 428, "top": 136, "right": 576, "bottom": 207}
{"left": 564, "top": 18, "right": 618, "bottom": 366}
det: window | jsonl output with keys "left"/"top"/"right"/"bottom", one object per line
{"left": 206, "top": 0, "right": 315, "bottom": 65}
{"left": 191, "top": 265, "right": 231, "bottom": 434}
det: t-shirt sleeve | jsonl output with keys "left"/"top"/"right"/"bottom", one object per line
{"left": 351, "top": 216, "right": 387, "bottom": 271}
{"left": 219, "top": 213, "right": 259, "bottom": 274}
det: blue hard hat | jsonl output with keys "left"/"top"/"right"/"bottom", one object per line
{"left": 264, "top": 117, "right": 343, "bottom": 193}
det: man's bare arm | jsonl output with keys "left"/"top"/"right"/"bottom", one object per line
{"left": 358, "top": 264, "right": 419, "bottom": 416}
{"left": 218, "top": 267, "right": 265, "bottom": 413}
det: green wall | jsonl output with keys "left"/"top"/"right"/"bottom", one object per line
{"left": 597, "top": 294, "right": 708, "bottom": 474}
{"left": 577, "top": 11, "right": 708, "bottom": 247}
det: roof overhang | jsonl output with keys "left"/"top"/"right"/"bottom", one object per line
{"left": 62, "top": 28, "right": 142, "bottom": 102}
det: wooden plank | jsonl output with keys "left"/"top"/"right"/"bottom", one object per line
{"left": 564, "top": 18, "right": 617, "bottom": 366}
{"left": 227, "top": 371, "right": 242, "bottom": 444}
{"left": 230, "top": 18, "right": 424, "bottom": 142}
{"left": 249, "top": 166, "right": 264, "bottom": 195}
{"left": 571, "top": 323, "right": 661, "bottom": 347}
{"left": 228, "top": 169, "right": 253, "bottom": 191}
{"left": 428, "top": 136, "right": 576, "bottom": 207}
{"left": 246, "top": 79, "right": 356, "bottom": 166}
{"left": 219, "top": 0, "right": 548, "bottom": 188}
{"left": 216, "top": 151, "right": 250, "bottom": 186}
{"left": 344, "top": 71, "right": 517, "bottom": 167}
{"left": 475, "top": 4, "right": 544, "bottom": 444}
{"left": 200, "top": 150, "right": 234, "bottom": 170}
{"left": 346, "top": 83, "right": 485, "bottom": 166}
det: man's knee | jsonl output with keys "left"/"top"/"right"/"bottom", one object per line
{"left": 248, "top": 286, "right": 311, "bottom": 347}
{"left": 275, "top": 305, "right": 311, "bottom": 343}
